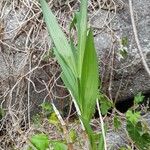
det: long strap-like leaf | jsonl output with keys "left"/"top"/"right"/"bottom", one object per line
{"left": 77, "top": 0, "right": 88, "bottom": 77}
{"left": 40, "top": 0, "right": 77, "bottom": 76}
{"left": 81, "top": 29, "right": 99, "bottom": 121}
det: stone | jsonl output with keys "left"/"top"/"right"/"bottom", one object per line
{"left": 92, "top": 0, "right": 150, "bottom": 103}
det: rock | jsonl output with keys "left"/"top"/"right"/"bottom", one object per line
{"left": 92, "top": 0, "right": 150, "bottom": 102}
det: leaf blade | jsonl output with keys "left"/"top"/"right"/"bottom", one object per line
{"left": 77, "top": 0, "right": 88, "bottom": 76}
{"left": 30, "top": 134, "right": 49, "bottom": 150}
{"left": 80, "top": 29, "right": 99, "bottom": 121}
{"left": 39, "top": 0, "right": 76, "bottom": 75}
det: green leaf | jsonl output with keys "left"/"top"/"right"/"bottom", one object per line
{"left": 51, "top": 141, "right": 67, "bottom": 150}
{"left": 119, "top": 48, "right": 128, "bottom": 59}
{"left": 39, "top": 0, "right": 76, "bottom": 76}
{"left": 40, "top": 102, "right": 53, "bottom": 117}
{"left": 81, "top": 117, "right": 97, "bottom": 150}
{"left": 119, "top": 37, "right": 128, "bottom": 59}
{"left": 48, "top": 112, "right": 59, "bottom": 126}
{"left": 99, "top": 95, "right": 112, "bottom": 115}
{"left": 69, "top": 129, "right": 77, "bottom": 143}
{"left": 54, "top": 48, "right": 78, "bottom": 102}
{"left": 39, "top": 0, "right": 78, "bottom": 104}
{"left": 80, "top": 29, "right": 99, "bottom": 121}
{"left": 113, "top": 115, "right": 121, "bottom": 130}
{"left": 134, "top": 92, "right": 145, "bottom": 104}
{"left": 69, "top": 12, "right": 78, "bottom": 32}
{"left": 126, "top": 110, "right": 141, "bottom": 125}
{"left": 40, "top": 102, "right": 53, "bottom": 113}
{"left": 121, "top": 37, "right": 128, "bottom": 47}
{"left": 77, "top": 0, "right": 88, "bottom": 76}
{"left": 97, "top": 133, "right": 104, "bottom": 150}
{"left": 30, "top": 134, "right": 49, "bottom": 150}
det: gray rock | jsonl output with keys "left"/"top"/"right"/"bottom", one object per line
{"left": 92, "top": 0, "right": 150, "bottom": 102}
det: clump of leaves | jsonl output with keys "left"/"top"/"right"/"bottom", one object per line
{"left": 30, "top": 101, "right": 77, "bottom": 150}
{"left": 32, "top": 102, "right": 54, "bottom": 126}
{"left": 126, "top": 92, "right": 150, "bottom": 150}
{"left": 29, "top": 133, "right": 68, "bottom": 150}
{"left": 126, "top": 110, "right": 141, "bottom": 125}
{"left": 39, "top": 0, "right": 103, "bottom": 149}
